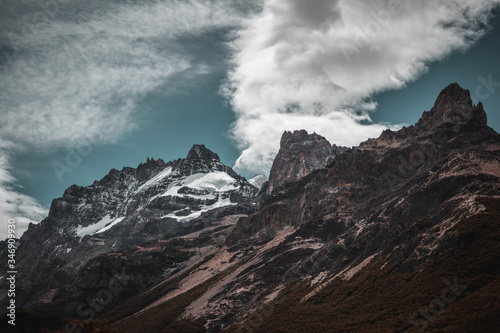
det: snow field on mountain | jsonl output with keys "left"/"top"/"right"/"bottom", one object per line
{"left": 161, "top": 171, "right": 238, "bottom": 198}
{"left": 164, "top": 196, "right": 236, "bottom": 222}
{"left": 75, "top": 215, "right": 125, "bottom": 237}
{"left": 136, "top": 166, "right": 173, "bottom": 192}
{"left": 157, "top": 172, "right": 240, "bottom": 221}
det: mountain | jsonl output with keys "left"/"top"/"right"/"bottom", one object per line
{"left": 0, "top": 144, "right": 258, "bottom": 311}
{"left": 1, "top": 83, "right": 499, "bottom": 333}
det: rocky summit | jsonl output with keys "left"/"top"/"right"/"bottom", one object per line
{"left": 1, "top": 83, "right": 500, "bottom": 333}
{"left": 266, "top": 130, "right": 347, "bottom": 195}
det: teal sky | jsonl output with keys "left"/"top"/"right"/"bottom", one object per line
{"left": 373, "top": 14, "right": 500, "bottom": 129}
{"left": 1, "top": 1, "right": 500, "bottom": 238}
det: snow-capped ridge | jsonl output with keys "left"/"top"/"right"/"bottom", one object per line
{"left": 249, "top": 174, "right": 268, "bottom": 189}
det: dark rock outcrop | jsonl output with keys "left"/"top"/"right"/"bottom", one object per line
{"left": 267, "top": 130, "right": 346, "bottom": 194}
{"left": 417, "top": 82, "right": 487, "bottom": 130}
{"left": 186, "top": 144, "right": 221, "bottom": 161}
{"left": 216, "top": 83, "right": 499, "bottom": 331}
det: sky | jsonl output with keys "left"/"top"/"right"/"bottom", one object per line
{"left": 1, "top": 0, "right": 500, "bottom": 239}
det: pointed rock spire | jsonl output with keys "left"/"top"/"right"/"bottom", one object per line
{"left": 417, "top": 83, "right": 487, "bottom": 130}
{"left": 268, "top": 130, "right": 345, "bottom": 195}
{"left": 185, "top": 144, "right": 220, "bottom": 162}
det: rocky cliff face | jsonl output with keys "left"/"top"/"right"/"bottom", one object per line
{"left": 267, "top": 130, "right": 346, "bottom": 195}
{"left": 1, "top": 83, "right": 500, "bottom": 333}
{"left": 215, "top": 83, "right": 499, "bottom": 332}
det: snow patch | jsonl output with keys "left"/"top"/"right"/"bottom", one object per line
{"left": 136, "top": 166, "right": 173, "bottom": 192}
{"left": 76, "top": 215, "right": 124, "bottom": 237}
{"left": 160, "top": 172, "right": 238, "bottom": 198}
{"left": 156, "top": 171, "right": 240, "bottom": 221}
{"left": 96, "top": 216, "right": 125, "bottom": 234}
{"left": 164, "top": 195, "right": 236, "bottom": 222}
{"left": 183, "top": 172, "right": 238, "bottom": 192}
{"left": 249, "top": 174, "right": 267, "bottom": 189}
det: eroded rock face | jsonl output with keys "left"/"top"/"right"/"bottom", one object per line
{"left": 361, "top": 83, "right": 488, "bottom": 148}
{"left": 267, "top": 130, "right": 346, "bottom": 195}
{"left": 230, "top": 83, "right": 497, "bottom": 249}
{"left": 185, "top": 144, "right": 221, "bottom": 161}
{"left": 417, "top": 82, "right": 487, "bottom": 130}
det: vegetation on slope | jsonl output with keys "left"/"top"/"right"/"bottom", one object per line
{"left": 224, "top": 197, "right": 500, "bottom": 333}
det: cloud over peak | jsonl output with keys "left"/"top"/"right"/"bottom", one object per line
{"left": 0, "top": 152, "right": 47, "bottom": 239}
{"left": 225, "top": 0, "right": 500, "bottom": 174}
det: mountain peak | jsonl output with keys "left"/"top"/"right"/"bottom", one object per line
{"left": 417, "top": 82, "right": 487, "bottom": 130}
{"left": 431, "top": 82, "right": 473, "bottom": 115}
{"left": 281, "top": 130, "right": 327, "bottom": 147}
{"left": 185, "top": 144, "right": 220, "bottom": 162}
{"left": 268, "top": 130, "right": 345, "bottom": 194}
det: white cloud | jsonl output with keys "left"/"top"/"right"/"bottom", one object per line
{"left": 0, "top": 0, "right": 245, "bottom": 149}
{"left": 0, "top": 152, "right": 48, "bottom": 240}
{"left": 224, "top": 0, "right": 500, "bottom": 174}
